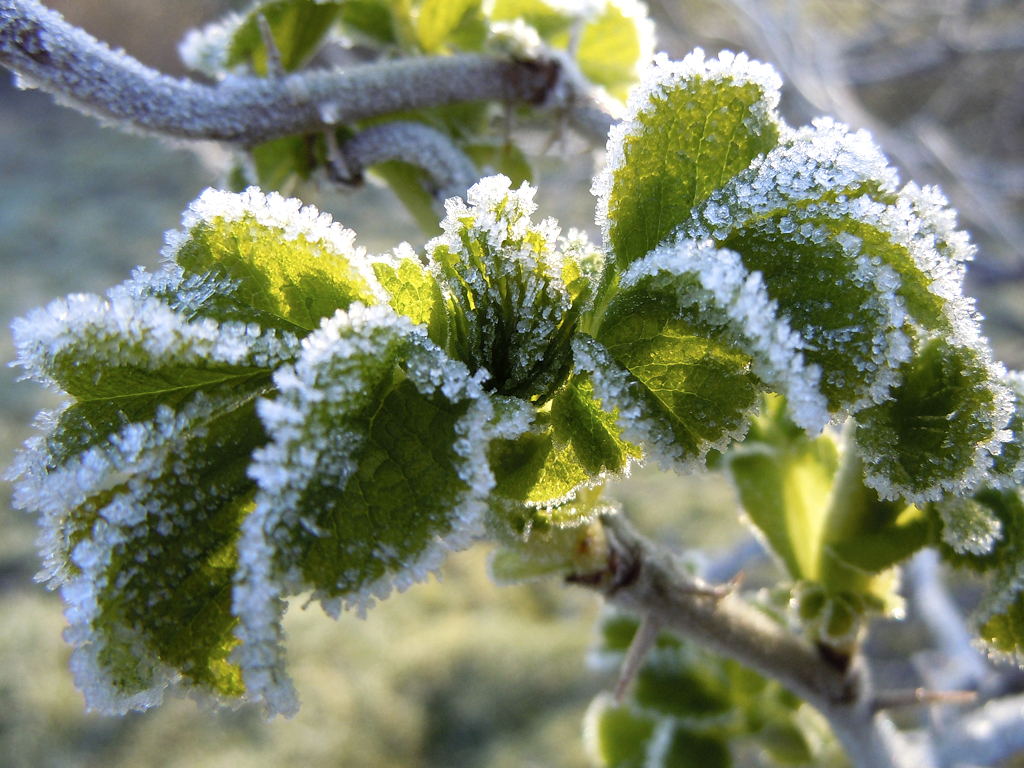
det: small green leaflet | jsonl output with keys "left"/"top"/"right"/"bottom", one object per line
{"left": 595, "top": 50, "right": 782, "bottom": 281}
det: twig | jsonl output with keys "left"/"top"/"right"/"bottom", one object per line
{"left": 871, "top": 688, "right": 978, "bottom": 712}
{"left": 570, "top": 513, "right": 910, "bottom": 768}
{"left": 338, "top": 121, "right": 479, "bottom": 201}
{"left": 0, "top": 0, "right": 570, "bottom": 145}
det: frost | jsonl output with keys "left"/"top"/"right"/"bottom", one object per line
{"left": 621, "top": 240, "right": 828, "bottom": 434}
{"left": 937, "top": 497, "right": 1003, "bottom": 556}
{"left": 593, "top": 48, "right": 782, "bottom": 251}
{"left": 426, "top": 175, "right": 582, "bottom": 400}
{"left": 235, "top": 304, "right": 505, "bottom": 714}
{"left": 178, "top": 12, "right": 243, "bottom": 78}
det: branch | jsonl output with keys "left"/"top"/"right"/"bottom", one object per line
{"left": 334, "top": 121, "right": 479, "bottom": 201}
{"left": 570, "top": 514, "right": 911, "bottom": 768}
{"left": 0, "top": 0, "right": 561, "bottom": 145}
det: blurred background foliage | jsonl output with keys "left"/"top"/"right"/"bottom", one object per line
{"left": 5, "top": 0, "right": 1024, "bottom": 766}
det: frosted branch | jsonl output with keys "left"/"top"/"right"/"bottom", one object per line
{"left": 572, "top": 514, "right": 910, "bottom": 768}
{"left": 0, "top": 0, "right": 562, "bottom": 145}
{"left": 337, "top": 121, "right": 479, "bottom": 202}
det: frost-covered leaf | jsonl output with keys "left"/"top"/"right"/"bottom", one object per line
{"left": 678, "top": 117, "right": 1002, "bottom": 429}
{"left": 235, "top": 304, "right": 498, "bottom": 715}
{"left": 992, "top": 372, "right": 1024, "bottom": 486}
{"left": 372, "top": 243, "right": 448, "bottom": 342}
{"left": 856, "top": 335, "right": 1011, "bottom": 504}
{"left": 426, "top": 175, "right": 588, "bottom": 400}
{"left": 594, "top": 50, "right": 782, "bottom": 281}
{"left": 589, "top": 241, "right": 812, "bottom": 467}
{"left": 167, "top": 187, "right": 384, "bottom": 333}
{"left": 932, "top": 487, "right": 1024, "bottom": 662}
{"left": 978, "top": 592, "right": 1024, "bottom": 665}
{"left": 7, "top": 278, "right": 299, "bottom": 712}
{"left": 550, "top": 375, "right": 640, "bottom": 477}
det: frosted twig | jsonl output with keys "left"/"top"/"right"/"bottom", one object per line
{"left": 337, "top": 121, "right": 479, "bottom": 201}
{"left": 572, "top": 513, "right": 908, "bottom": 768}
{"left": 0, "top": 0, "right": 567, "bottom": 145}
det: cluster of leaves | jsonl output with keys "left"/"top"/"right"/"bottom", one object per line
{"left": 586, "top": 612, "right": 848, "bottom": 768}
{"left": 178, "top": 0, "right": 654, "bottom": 230}
{"left": 9, "top": 44, "right": 1024, "bottom": 768}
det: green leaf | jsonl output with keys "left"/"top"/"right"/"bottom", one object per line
{"left": 339, "top": 0, "right": 396, "bottom": 43}
{"left": 551, "top": 375, "right": 640, "bottom": 477}
{"left": 250, "top": 135, "right": 315, "bottom": 190}
{"left": 593, "top": 267, "right": 763, "bottom": 466}
{"left": 372, "top": 245, "right": 448, "bottom": 344}
{"left": 856, "top": 335, "right": 1010, "bottom": 504}
{"left": 226, "top": 0, "right": 342, "bottom": 75}
{"left": 371, "top": 159, "right": 444, "bottom": 236}
{"left": 576, "top": 1, "right": 651, "bottom": 102}
{"left": 596, "top": 50, "right": 781, "bottom": 280}
{"left": 235, "top": 306, "right": 497, "bottom": 714}
{"left": 417, "top": 0, "right": 478, "bottom": 52}
{"left": 978, "top": 590, "right": 1024, "bottom": 663}
{"left": 662, "top": 728, "right": 731, "bottom": 768}
{"left": 170, "top": 187, "right": 383, "bottom": 332}
{"left": 728, "top": 400, "right": 839, "bottom": 583}
{"left": 586, "top": 695, "right": 658, "bottom": 768}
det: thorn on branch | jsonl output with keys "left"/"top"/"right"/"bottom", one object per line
{"left": 256, "top": 13, "right": 285, "bottom": 78}
{"left": 614, "top": 613, "right": 661, "bottom": 703}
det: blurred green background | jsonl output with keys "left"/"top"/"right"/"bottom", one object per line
{"left": 3, "top": 1, "right": 1024, "bottom": 766}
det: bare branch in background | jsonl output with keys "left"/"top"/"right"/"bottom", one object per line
{"left": 0, "top": 0, "right": 574, "bottom": 145}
